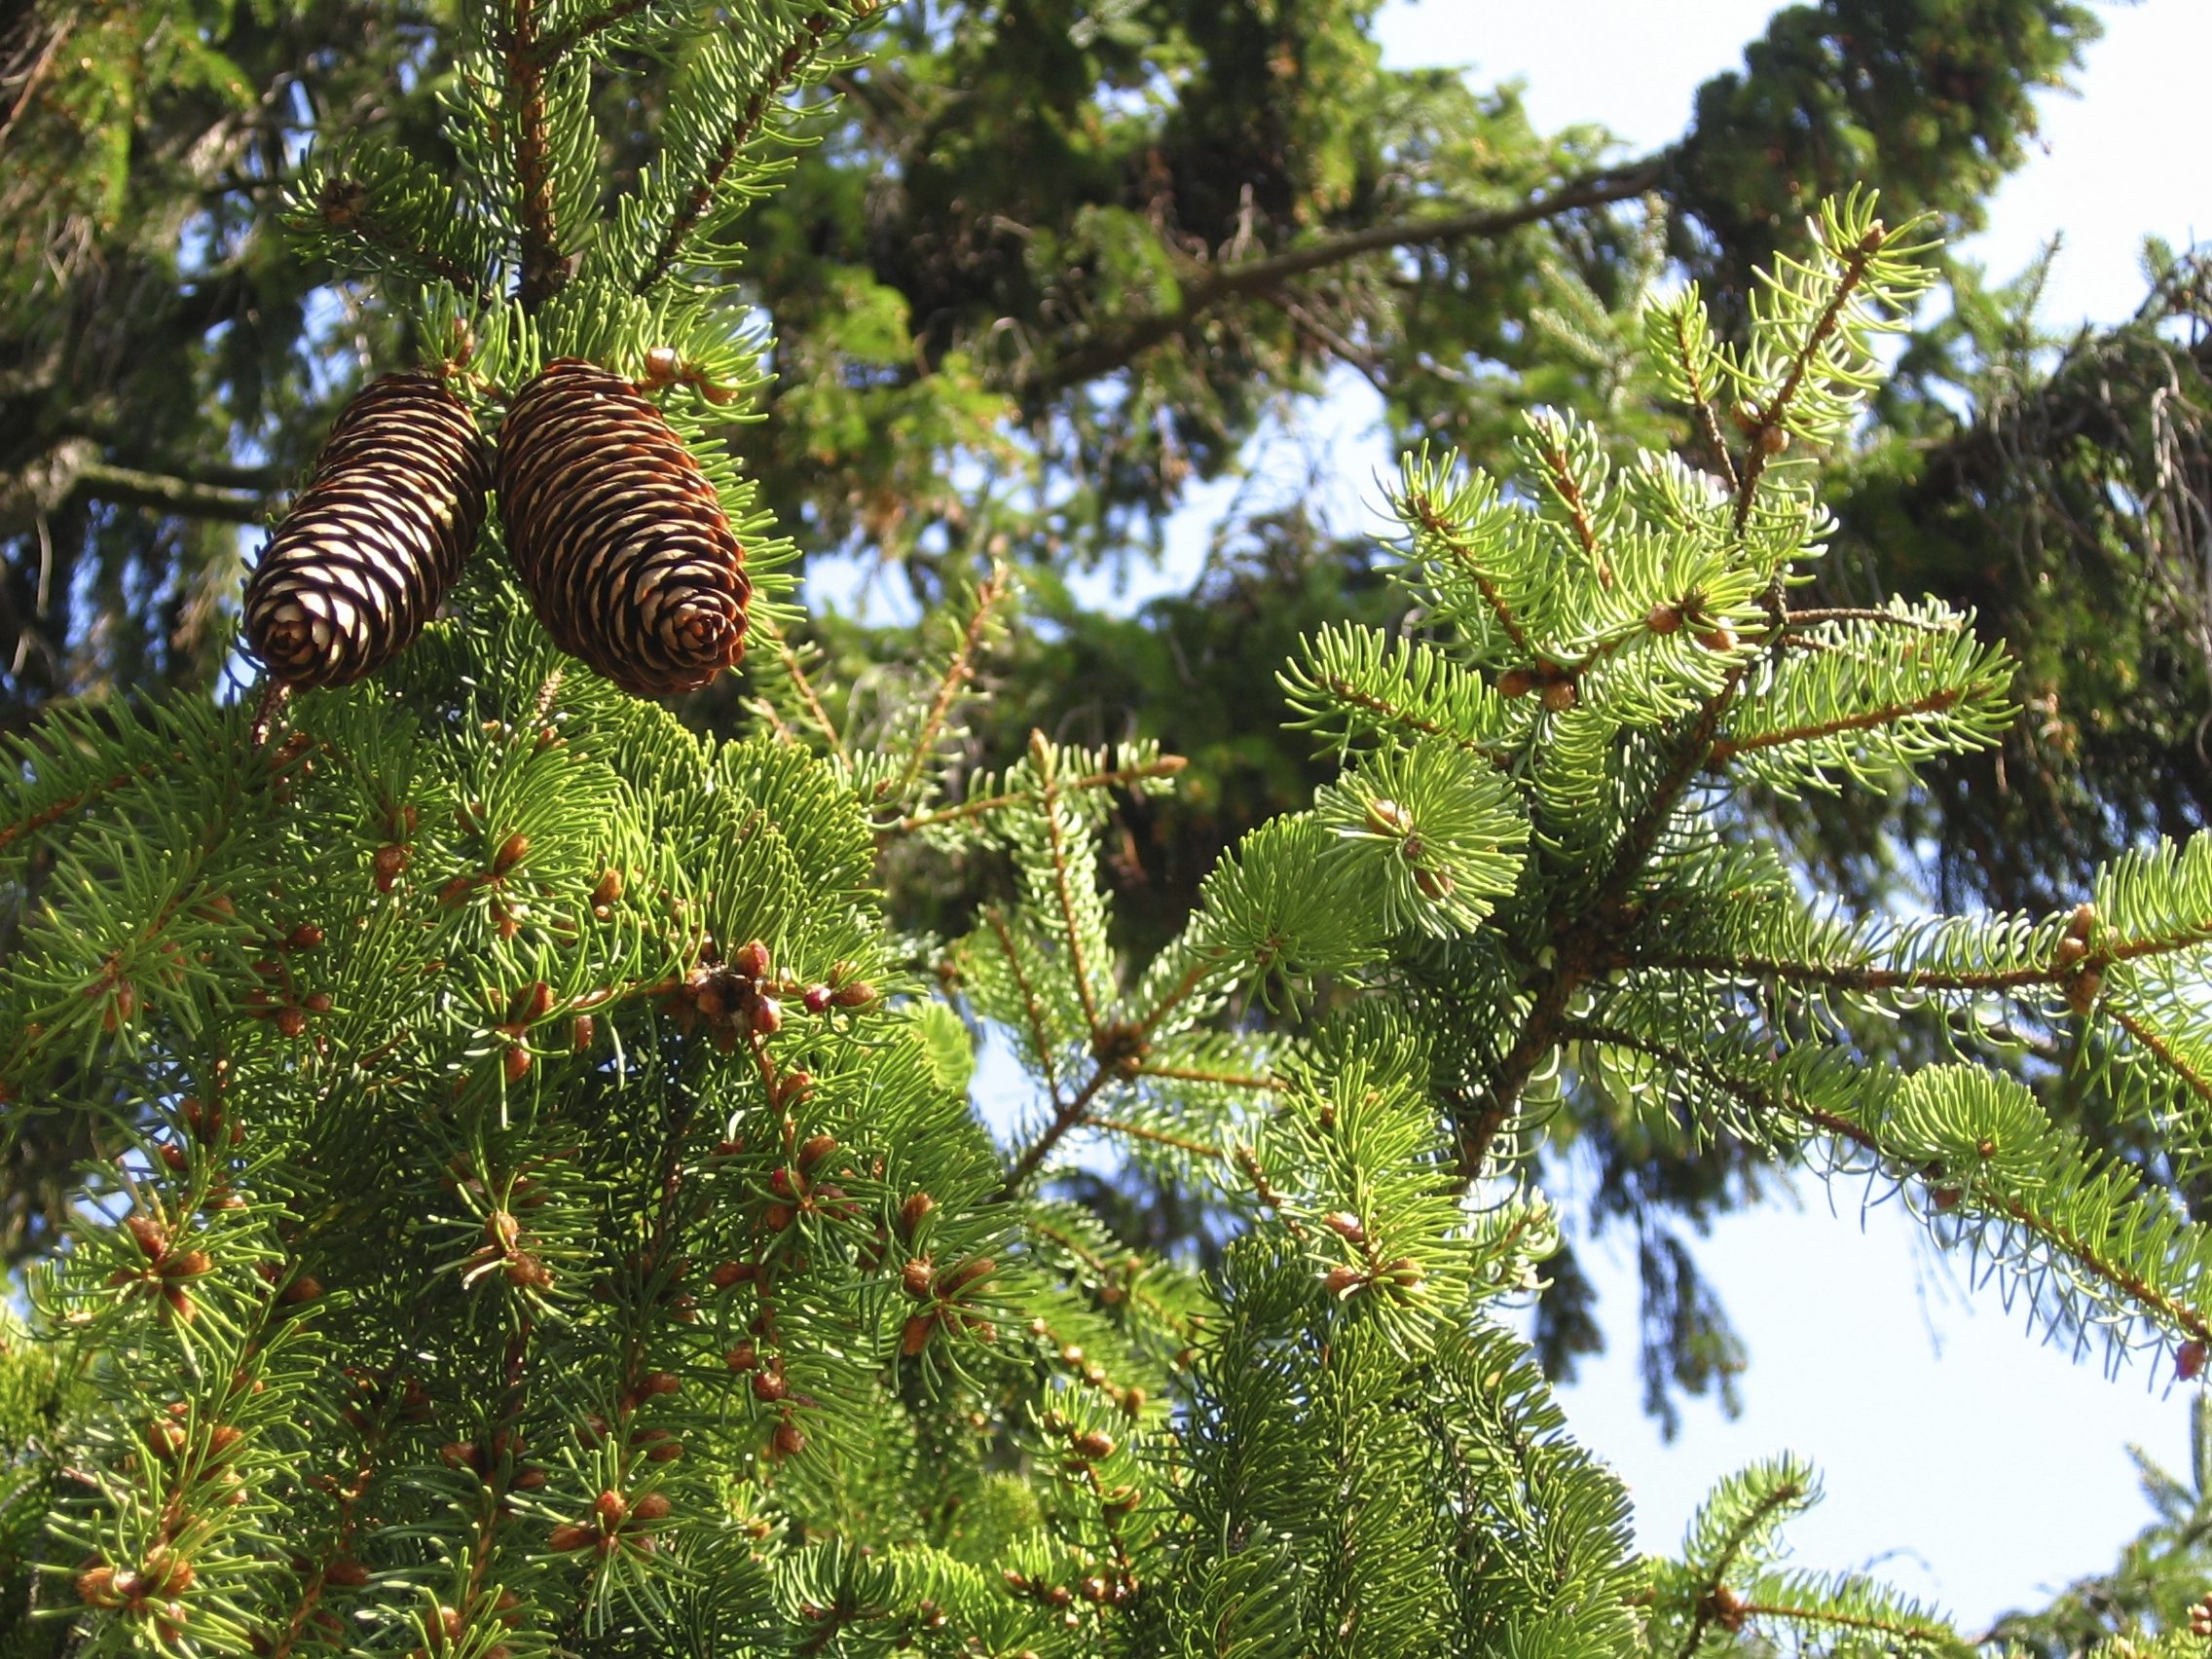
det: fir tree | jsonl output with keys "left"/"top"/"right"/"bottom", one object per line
{"left": 3, "top": 0, "right": 2212, "bottom": 1646}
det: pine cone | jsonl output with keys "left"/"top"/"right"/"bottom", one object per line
{"left": 243, "top": 373, "right": 489, "bottom": 689}
{"left": 496, "top": 358, "right": 750, "bottom": 699}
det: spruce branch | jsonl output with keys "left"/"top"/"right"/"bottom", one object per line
{"left": 889, "top": 561, "right": 1010, "bottom": 809}
{"left": 982, "top": 904, "right": 1065, "bottom": 1112}
{"left": 1035, "top": 155, "right": 1668, "bottom": 392}
{"left": 1707, "top": 685, "right": 1963, "bottom": 763}
{"left": 894, "top": 756, "right": 1188, "bottom": 832}
{"left": 1085, "top": 1117, "right": 1223, "bottom": 1161}
{"left": 638, "top": 9, "right": 843, "bottom": 292}
{"left": 502, "top": 0, "right": 566, "bottom": 311}
{"left": 69, "top": 462, "right": 268, "bottom": 524}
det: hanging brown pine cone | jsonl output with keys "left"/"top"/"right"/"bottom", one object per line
{"left": 242, "top": 373, "right": 489, "bottom": 689}
{"left": 495, "top": 358, "right": 750, "bottom": 699}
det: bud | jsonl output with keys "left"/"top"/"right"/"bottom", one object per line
{"left": 373, "top": 844, "right": 411, "bottom": 888}
{"left": 325, "top": 1558, "right": 370, "bottom": 1588}
{"left": 1071, "top": 1429, "right": 1116, "bottom": 1460}
{"left": 280, "top": 1273, "right": 320, "bottom": 1303}
{"left": 752, "top": 1370, "right": 788, "bottom": 1403}
{"left": 771, "top": 1420, "right": 806, "bottom": 1457}
{"left": 901, "top": 1258, "right": 936, "bottom": 1300}
{"left": 2183, "top": 1341, "right": 2210, "bottom": 1382}
{"left": 571, "top": 1014, "right": 597, "bottom": 1051}
{"left": 797, "top": 1132, "right": 837, "bottom": 1171}
{"left": 1756, "top": 422, "right": 1790, "bottom": 456}
{"left": 902, "top": 1313, "right": 937, "bottom": 1355}
{"left": 288, "top": 923, "right": 325, "bottom": 949}
{"left": 830, "top": 980, "right": 877, "bottom": 1009}
{"left": 733, "top": 940, "right": 772, "bottom": 980}
{"left": 548, "top": 1523, "right": 594, "bottom": 1552}
{"left": 802, "top": 983, "right": 832, "bottom": 1015}
{"left": 1644, "top": 603, "right": 1683, "bottom": 636}
{"left": 752, "top": 995, "right": 784, "bottom": 1035}
{"left": 276, "top": 1006, "right": 308, "bottom": 1038}
{"left": 710, "top": 1260, "right": 753, "bottom": 1290}
{"left": 631, "top": 1492, "right": 672, "bottom": 1522}
{"left": 513, "top": 981, "right": 555, "bottom": 1023}
{"left": 1496, "top": 667, "right": 1535, "bottom": 699}
{"left": 591, "top": 868, "right": 624, "bottom": 906}
{"left": 1322, "top": 1264, "right": 1364, "bottom": 1297}
{"left": 493, "top": 832, "right": 530, "bottom": 875}
{"left": 899, "top": 1191, "right": 936, "bottom": 1237}
{"left": 1364, "top": 797, "right": 1412, "bottom": 837}
{"left": 1539, "top": 678, "right": 1578, "bottom": 713}
{"left": 1322, "top": 1211, "right": 1365, "bottom": 1244}
{"left": 643, "top": 1370, "right": 681, "bottom": 1397}
{"left": 724, "top": 1342, "right": 758, "bottom": 1372}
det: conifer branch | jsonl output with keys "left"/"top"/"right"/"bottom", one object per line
{"left": 1404, "top": 487, "right": 1535, "bottom": 656}
{"left": 894, "top": 756, "right": 1188, "bottom": 832}
{"left": 893, "top": 563, "right": 1008, "bottom": 807}
{"left": 1780, "top": 607, "right": 1958, "bottom": 633}
{"left": 1084, "top": 1116, "right": 1223, "bottom": 1161}
{"left": 1670, "top": 304, "right": 1739, "bottom": 491}
{"left": 1671, "top": 1485, "right": 1810, "bottom": 1659}
{"left": 1308, "top": 671, "right": 1512, "bottom": 768}
{"left": 502, "top": 0, "right": 566, "bottom": 311}
{"left": 70, "top": 462, "right": 267, "bottom": 524}
{"left": 2105, "top": 1003, "right": 2212, "bottom": 1116}
{"left": 1040, "top": 772, "right": 1105, "bottom": 1039}
{"left": 0, "top": 769, "right": 138, "bottom": 855}
{"left": 539, "top": 0, "right": 659, "bottom": 57}
{"left": 1707, "top": 687, "right": 1962, "bottom": 762}
{"left": 1529, "top": 421, "right": 1608, "bottom": 585}
{"left": 1730, "top": 1598, "right": 1957, "bottom": 1644}
{"left": 981, "top": 905, "right": 1063, "bottom": 1111}
{"left": 1131, "top": 1061, "right": 1280, "bottom": 1092}
{"left": 1002, "top": 1062, "right": 1117, "bottom": 1195}
{"left": 639, "top": 10, "right": 841, "bottom": 292}
{"left": 1731, "top": 222, "right": 1886, "bottom": 535}
{"left": 1035, "top": 157, "right": 1667, "bottom": 392}
{"left": 753, "top": 613, "right": 846, "bottom": 760}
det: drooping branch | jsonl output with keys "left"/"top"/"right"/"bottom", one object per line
{"left": 1031, "top": 155, "right": 1668, "bottom": 394}
{"left": 70, "top": 461, "right": 269, "bottom": 524}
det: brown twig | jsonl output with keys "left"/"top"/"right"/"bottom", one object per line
{"left": 894, "top": 756, "right": 1188, "bottom": 832}
{"left": 892, "top": 562, "right": 1008, "bottom": 806}
{"left": 1707, "top": 687, "right": 1962, "bottom": 764}
{"left": 503, "top": 0, "right": 566, "bottom": 311}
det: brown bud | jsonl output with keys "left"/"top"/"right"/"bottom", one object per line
{"left": 724, "top": 1343, "right": 758, "bottom": 1372}
{"left": 1496, "top": 667, "right": 1535, "bottom": 699}
{"left": 901, "top": 1258, "right": 935, "bottom": 1300}
{"left": 943, "top": 1257, "right": 994, "bottom": 1294}
{"left": 2066, "top": 902, "right": 2097, "bottom": 941}
{"left": 1757, "top": 422, "right": 1790, "bottom": 455}
{"left": 751, "top": 996, "right": 783, "bottom": 1035}
{"left": 324, "top": 1558, "right": 370, "bottom": 1588}
{"left": 1411, "top": 866, "right": 1456, "bottom": 902}
{"left": 591, "top": 868, "right": 623, "bottom": 907}
{"left": 207, "top": 1423, "right": 244, "bottom": 1456}
{"left": 513, "top": 981, "right": 555, "bottom": 1024}
{"left": 764, "top": 1202, "right": 795, "bottom": 1232}
{"left": 159, "top": 1142, "right": 189, "bottom": 1173}
{"left": 1695, "top": 624, "right": 1738, "bottom": 653}
{"left": 168, "top": 1249, "right": 213, "bottom": 1278}
{"left": 2181, "top": 1340, "right": 2208, "bottom": 1382}
{"left": 1539, "top": 678, "right": 1579, "bottom": 713}
{"left": 631, "top": 1491, "right": 672, "bottom": 1521}
{"left": 1364, "top": 797, "right": 1413, "bottom": 837}
{"left": 502, "top": 1047, "right": 533, "bottom": 1084}
{"left": 275, "top": 1006, "right": 308, "bottom": 1038}
{"left": 2067, "top": 966, "right": 2104, "bottom": 1016}
{"left": 899, "top": 1192, "right": 936, "bottom": 1236}
{"left": 1322, "top": 1211, "right": 1365, "bottom": 1244}
{"left": 771, "top": 1420, "right": 807, "bottom": 1457}
{"left": 1071, "top": 1429, "right": 1116, "bottom": 1460}
{"left": 373, "top": 845, "right": 411, "bottom": 889}
{"left": 493, "top": 833, "right": 530, "bottom": 876}
{"left": 288, "top": 923, "right": 325, "bottom": 949}
{"left": 437, "top": 876, "right": 474, "bottom": 908}
{"left": 646, "top": 1439, "right": 682, "bottom": 1462}
{"left": 1645, "top": 603, "right": 1683, "bottom": 636}
{"left": 76, "top": 1565, "right": 123, "bottom": 1607}
{"left": 1080, "top": 1575, "right": 1110, "bottom": 1604}
{"left": 802, "top": 984, "right": 832, "bottom": 1014}
{"left": 126, "top": 1212, "right": 167, "bottom": 1258}
{"left": 642, "top": 1370, "right": 681, "bottom": 1397}
{"left": 595, "top": 1490, "right": 627, "bottom": 1530}
{"left": 303, "top": 991, "right": 333, "bottom": 1014}
{"left": 548, "top": 1523, "right": 594, "bottom": 1552}
{"left": 830, "top": 980, "right": 876, "bottom": 1009}
{"left": 902, "top": 1313, "right": 937, "bottom": 1355}
{"left": 751, "top": 1370, "right": 788, "bottom": 1403}
{"left": 710, "top": 1260, "right": 753, "bottom": 1290}
{"left": 571, "top": 1013, "right": 597, "bottom": 1051}
{"left": 281, "top": 1274, "right": 321, "bottom": 1304}
{"left": 1322, "top": 1264, "right": 1364, "bottom": 1297}
{"left": 147, "top": 1419, "right": 186, "bottom": 1457}
{"left": 643, "top": 347, "right": 679, "bottom": 385}
{"left": 797, "top": 1133, "right": 837, "bottom": 1171}
{"left": 733, "top": 940, "right": 772, "bottom": 980}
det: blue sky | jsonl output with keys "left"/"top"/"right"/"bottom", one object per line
{"left": 821, "top": 0, "right": 2212, "bottom": 1625}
